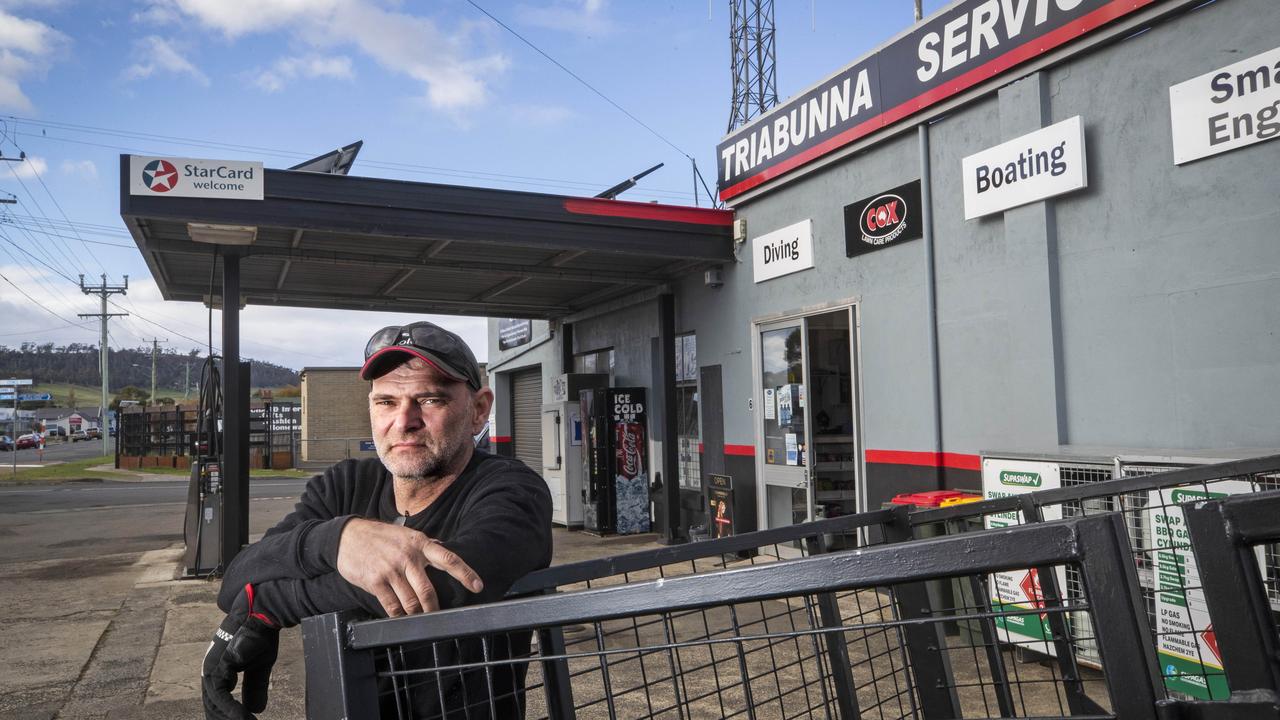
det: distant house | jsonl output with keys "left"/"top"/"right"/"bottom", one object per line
{"left": 60, "top": 408, "right": 106, "bottom": 433}
{"left": 32, "top": 408, "right": 70, "bottom": 434}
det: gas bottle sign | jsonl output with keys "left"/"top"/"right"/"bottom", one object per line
{"left": 1148, "top": 481, "right": 1259, "bottom": 699}
{"left": 982, "top": 458, "right": 1064, "bottom": 654}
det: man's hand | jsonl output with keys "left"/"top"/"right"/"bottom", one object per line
{"left": 203, "top": 584, "right": 280, "bottom": 720}
{"left": 336, "top": 518, "right": 484, "bottom": 616}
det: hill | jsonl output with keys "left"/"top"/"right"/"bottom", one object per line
{"left": 0, "top": 343, "right": 299, "bottom": 395}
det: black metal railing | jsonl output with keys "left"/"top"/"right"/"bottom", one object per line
{"left": 307, "top": 514, "right": 1157, "bottom": 719}
{"left": 300, "top": 454, "right": 1280, "bottom": 719}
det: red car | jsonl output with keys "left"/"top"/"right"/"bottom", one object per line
{"left": 15, "top": 433, "right": 39, "bottom": 450}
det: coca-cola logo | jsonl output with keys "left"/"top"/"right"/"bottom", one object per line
{"left": 622, "top": 429, "right": 640, "bottom": 476}
{"left": 616, "top": 422, "right": 644, "bottom": 479}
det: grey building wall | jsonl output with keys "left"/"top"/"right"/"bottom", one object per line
{"left": 1046, "top": 0, "right": 1280, "bottom": 449}
{"left": 679, "top": 0, "right": 1280, "bottom": 517}
{"left": 573, "top": 300, "right": 659, "bottom": 388}
{"left": 486, "top": 0, "right": 1280, "bottom": 533}
{"left": 485, "top": 318, "right": 558, "bottom": 445}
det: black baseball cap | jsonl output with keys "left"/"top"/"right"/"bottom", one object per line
{"left": 360, "top": 321, "right": 482, "bottom": 389}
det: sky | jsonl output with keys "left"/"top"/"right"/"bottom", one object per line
{"left": 0, "top": 0, "right": 948, "bottom": 373}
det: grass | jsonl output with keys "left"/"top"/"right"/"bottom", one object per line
{"left": 0, "top": 454, "right": 119, "bottom": 483}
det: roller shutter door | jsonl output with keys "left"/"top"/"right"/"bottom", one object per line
{"left": 511, "top": 368, "right": 543, "bottom": 471}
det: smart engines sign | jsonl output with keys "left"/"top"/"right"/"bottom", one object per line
{"left": 128, "top": 155, "right": 264, "bottom": 200}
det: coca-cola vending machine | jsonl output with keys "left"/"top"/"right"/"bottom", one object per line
{"left": 580, "top": 387, "right": 650, "bottom": 535}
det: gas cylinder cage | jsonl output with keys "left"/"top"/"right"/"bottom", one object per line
{"left": 303, "top": 455, "right": 1280, "bottom": 719}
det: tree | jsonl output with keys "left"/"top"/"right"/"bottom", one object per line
{"left": 111, "top": 386, "right": 150, "bottom": 411}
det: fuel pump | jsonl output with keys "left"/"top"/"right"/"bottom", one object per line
{"left": 183, "top": 355, "right": 223, "bottom": 577}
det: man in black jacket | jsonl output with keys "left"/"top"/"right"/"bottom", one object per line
{"left": 202, "top": 321, "right": 553, "bottom": 719}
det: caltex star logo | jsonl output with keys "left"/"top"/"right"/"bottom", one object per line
{"left": 142, "top": 159, "right": 179, "bottom": 193}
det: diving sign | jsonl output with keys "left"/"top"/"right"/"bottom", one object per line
{"left": 752, "top": 219, "right": 813, "bottom": 283}
{"left": 129, "top": 155, "right": 264, "bottom": 200}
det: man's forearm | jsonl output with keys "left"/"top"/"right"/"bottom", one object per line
{"left": 250, "top": 573, "right": 384, "bottom": 627}
{"left": 218, "top": 516, "right": 357, "bottom": 612}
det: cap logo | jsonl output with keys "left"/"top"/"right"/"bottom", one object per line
{"left": 396, "top": 332, "right": 413, "bottom": 346}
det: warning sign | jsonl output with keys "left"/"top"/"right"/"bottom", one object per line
{"left": 982, "top": 459, "right": 1064, "bottom": 654}
{"left": 1149, "top": 482, "right": 1258, "bottom": 699}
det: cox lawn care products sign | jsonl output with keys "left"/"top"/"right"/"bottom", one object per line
{"left": 129, "top": 155, "right": 264, "bottom": 200}
{"left": 982, "top": 458, "right": 1064, "bottom": 655}
{"left": 1170, "top": 46, "right": 1280, "bottom": 165}
{"left": 1148, "top": 482, "right": 1261, "bottom": 699}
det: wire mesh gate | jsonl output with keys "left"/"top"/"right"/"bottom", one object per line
{"left": 908, "top": 454, "right": 1280, "bottom": 704}
{"left": 301, "top": 456, "right": 1280, "bottom": 719}
{"left": 305, "top": 514, "right": 1158, "bottom": 719}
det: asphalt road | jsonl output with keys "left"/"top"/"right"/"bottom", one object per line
{"left": 0, "top": 476, "right": 310, "bottom": 562}
{"left": 1, "top": 435, "right": 120, "bottom": 464}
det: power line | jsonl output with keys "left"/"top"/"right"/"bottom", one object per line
{"left": 463, "top": 0, "right": 688, "bottom": 158}
{"left": 11, "top": 142, "right": 109, "bottom": 275}
{"left": 5, "top": 116, "right": 700, "bottom": 201}
{"left": 3, "top": 168, "right": 90, "bottom": 277}
{"left": 0, "top": 225, "right": 83, "bottom": 308}
{"left": 3, "top": 224, "right": 136, "bottom": 249}
{"left": 460, "top": 1, "right": 721, "bottom": 207}
{"left": 0, "top": 270, "right": 87, "bottom": 328}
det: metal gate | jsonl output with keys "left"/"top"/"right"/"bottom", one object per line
{"left": 511, "top": 368, "right": 542, "bottom": 471}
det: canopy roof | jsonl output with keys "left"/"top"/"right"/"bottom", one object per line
{"left": 120, "top": 157, "right": 734, "bottom": 320}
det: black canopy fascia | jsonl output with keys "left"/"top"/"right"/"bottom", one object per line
{"left": 120, "top": 157, "right": 734, "bottom": 320}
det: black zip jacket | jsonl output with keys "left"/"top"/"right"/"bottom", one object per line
{"left": 218, "top": 449, "right": 553, "bottom": 718}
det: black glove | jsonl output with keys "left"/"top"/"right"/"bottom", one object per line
{"left": 203, "top": 583, "right": 280, "bottom": 720}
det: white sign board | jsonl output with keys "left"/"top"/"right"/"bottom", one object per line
{"left": 752, "top": 219, "right": 814, "bottom": 283}
{"left": 982, "top": 458, "right": 1064, "bottom": 654}
{"left": 0, "top": 379, "right": 33, "bottom": 386}
{"left": 1170, "top": 46, "right": 1280, "bottom": 165}
{"left": 962, "top": 116, "right": 1087, "bottom": 220}
{"left": 128, "top": 155, "right": 264, "bottom": 200}
{"left": 1148, "top": 482, "right": 1260, "bottom": 699}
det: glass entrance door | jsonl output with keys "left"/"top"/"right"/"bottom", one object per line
{"left": 757, "top": 308, "right": 859, "bottom": 541}
{"left": 758, "top": 320, "right": 811, "bottom": 532}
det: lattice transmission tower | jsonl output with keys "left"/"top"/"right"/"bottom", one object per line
{"left": 727, "top": 0, "right": 778, "bottom": 132}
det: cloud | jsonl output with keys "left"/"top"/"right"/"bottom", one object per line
{"left": 516, "top": 0, "right": 614, "bottom": 36}
{"left": 253, "top": 53, "right": 353, "bottom": 93}
{"left": 138, "top": 0, "right": 508, "bottom": 111}
{"left": 0, "top": 154, "right": 46, "bottom": 180}
{"left": 60, "top": 159, "right": 97, "bottom": 180}
{"left": 514, "top": 103, "right": 574, "bottom": 127}
{"left": 121, "top": 35, "right": 209, "bottom": 86}
{"left": 0, "top": 8, "right": 68, "bottom": 111}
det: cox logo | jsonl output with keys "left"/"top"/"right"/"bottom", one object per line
{"left": 142, "top": 160, "right": 179, "bottom": 193}
{"left": 860, "top": 194, "right": 907, "bottom": 245}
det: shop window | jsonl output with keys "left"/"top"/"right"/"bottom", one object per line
{"left": 573, "top": 347, "right": 615, "bottom": 380}
{"left": 675, "top": 334, "right": 700, "bottom": 490}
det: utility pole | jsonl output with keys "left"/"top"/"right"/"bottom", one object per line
{"left": 79, "top": 274, "right": 128, "bottom": 455}
{"left": 145, "top": 338, "right": 168, "bottom": 403}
